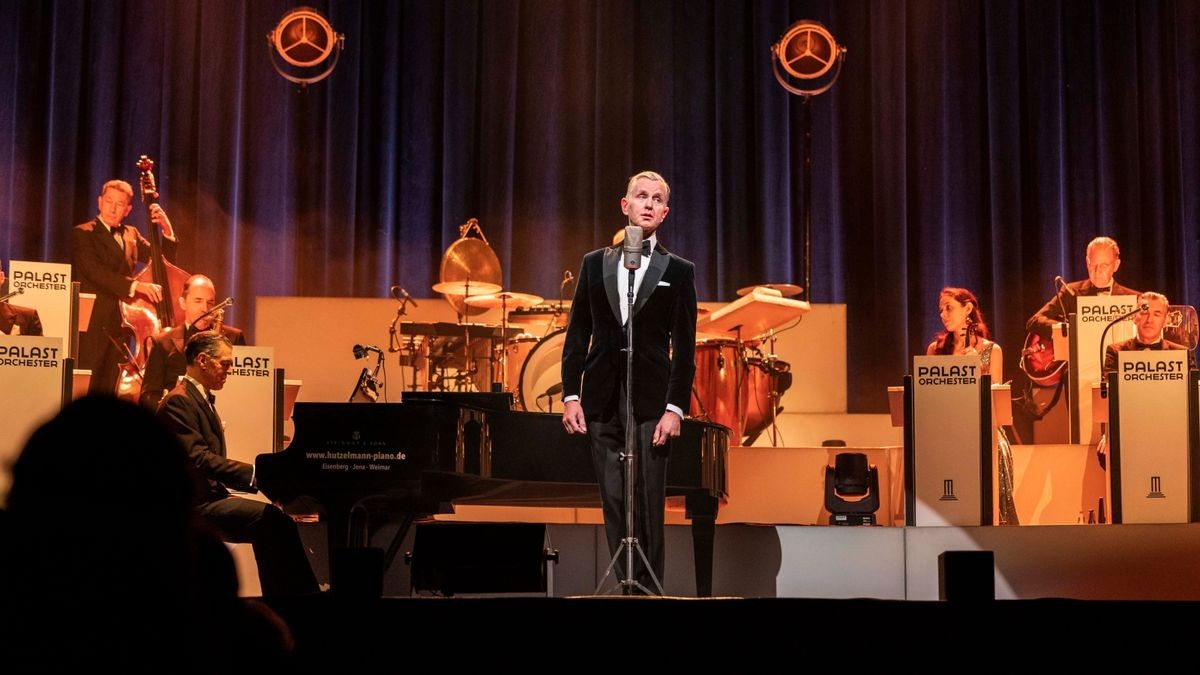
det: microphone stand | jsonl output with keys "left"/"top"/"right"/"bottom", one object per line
{"left": 388, "top": 293, "right": 412, "bottom": 400}
{"left": 595, "top": 263, "right": 663, "bottom": 597}
{"left": 1099, "top": 303, "right": 1147, "bottom": 399}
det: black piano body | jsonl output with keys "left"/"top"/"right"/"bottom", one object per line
{"left": 256, "top": 399, "right": 729, "bottom": 596}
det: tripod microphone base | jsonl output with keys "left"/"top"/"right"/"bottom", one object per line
{"left": 594, "top": 536, "right": 665, "bottom": 596}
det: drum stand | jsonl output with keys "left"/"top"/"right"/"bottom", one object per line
{"left": 497, "top": 293, "right": 511, "bottom": 393}
{"left": 457, "top": 277, "right": 481, "bottom": 392}
{"left": 595, "top": 267, "right": 664, "bottom": 597}
{"left": 387, "top": 290, "right": 415, "bottom": 400}
{"left": 763, "top": 329, "right": 782, "bottom": 446}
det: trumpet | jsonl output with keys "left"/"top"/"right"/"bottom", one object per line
{"left": 194, "top": 297, "right": 233, "bottom": 333}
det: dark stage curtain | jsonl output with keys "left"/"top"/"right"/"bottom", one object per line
{"left": 0, "top": 0, "right": 1196, "bottom": 411}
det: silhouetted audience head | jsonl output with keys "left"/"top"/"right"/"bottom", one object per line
{"left": 0, "top": 395, "right": 292, "bottom": 669}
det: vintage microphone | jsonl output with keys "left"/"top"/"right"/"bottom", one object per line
{"left": 1098, "top": 302, "right": 1148, "bottom": 398}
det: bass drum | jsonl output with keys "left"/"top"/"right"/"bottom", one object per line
{"left": 497, "top": 333, "right": 541, "bottom": 393}
{"left": 517, "top": 329, "right": 567, "bottom": 412}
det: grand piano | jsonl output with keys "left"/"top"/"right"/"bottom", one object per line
{"left": 256, "top": 395, "right": 729, "bottom": 596}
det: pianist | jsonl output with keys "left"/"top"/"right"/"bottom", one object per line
{"left": 157, "top": 331, "right": 318, "bottom": 596}
{"left": 561, "top": 170, "right": 698, "bottom": 593}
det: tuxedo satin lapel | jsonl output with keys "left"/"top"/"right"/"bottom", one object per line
{"left": 633, "top": 249, "right": 668, "bottom": 317}
{"left": 603, "top": 247, "right": 622, "bottom": 323}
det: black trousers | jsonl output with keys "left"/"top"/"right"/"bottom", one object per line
{"left": 198, "top": 496, "right": 318, "bottom": 596}
{"left": 587, "top": 384, "right": 670, "bottom": 592}
{"left": 79, "top": 324, "right": 121, "bottom": 395}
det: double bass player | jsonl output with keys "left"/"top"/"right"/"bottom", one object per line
{"left": 73, "top": 179, "right": 176, "bottom": 395}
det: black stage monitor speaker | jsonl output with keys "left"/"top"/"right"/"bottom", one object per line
{"left": 409, "top": 522, "right": 550, "bottom": 596}
{"left": 938, "top": 550, "right": 995, "bottom": 601}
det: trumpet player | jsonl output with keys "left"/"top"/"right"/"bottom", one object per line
{"left": 140, "top": 274, "right": 245, "bottom": 409}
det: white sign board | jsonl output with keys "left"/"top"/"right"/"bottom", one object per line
{"left": 910, "top": 355, "right": 988, "bottom": 526}
{"left": 7, "top": 261, "right": 73, "bottom": 355}
{"left": 1071, "top": 295, "right": 1137, "bottom": 443}
{"left": 0, "top": 335, "right": 66, "bottom": 505}
{"left": 1112, "top": 350, "right": 1191, "bottom": 524}
{"left": 218, "top": 346, "right": 277, "bottom": 466}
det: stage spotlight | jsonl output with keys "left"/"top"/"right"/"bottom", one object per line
{"left": 824, "top": 452, "right": 880, "bottom": 525}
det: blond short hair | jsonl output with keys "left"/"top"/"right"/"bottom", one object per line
{"left": 625, "top": 171, "right": 670, "bottom": 203}
{"left": 100, "top": 180, "right": 134, "bottom": 201}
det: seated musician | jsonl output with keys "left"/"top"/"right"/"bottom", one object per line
{"left": 157, "top": 331, "right": 318, "bottom": 596}
{"left": 0, "top": 267, "right": 43, "bottom": 336}
{"left": 1103, "top": 291, "right": 1196, "bottom": 375}
{"left": 927, "top": 287, "right": 1003, "bottom": 382}
{"left": 141, "top": 274, "right": 245, "bottom": 409}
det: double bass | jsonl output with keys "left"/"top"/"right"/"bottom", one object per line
{"left": 114, "top": 156, "right": 190, "bottom": 400}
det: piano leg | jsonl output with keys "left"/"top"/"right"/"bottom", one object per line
{"left": 685, "top": 494, "right": 718, "bottom": 597}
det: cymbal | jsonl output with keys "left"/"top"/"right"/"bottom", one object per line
{"left": 431, "top": 280, "right": 502, "bottom": 296}
{"left": 440, "top": 231, "right": 503, "bottom": 316}
{"left": 736, "top": 283, "right": 803, "bottom": 298}
{"left": 464, "top": 291, "right": 544, "bottom": 310}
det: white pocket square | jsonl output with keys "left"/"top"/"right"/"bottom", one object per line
{"left": 657, "top": 280, "right": 671, "bottom": 287}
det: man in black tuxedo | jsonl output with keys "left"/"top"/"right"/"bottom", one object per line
{"left": 1027, "top": 236, "right": 1139, "bottom": 339}
{"left": 1103, "top": 291, "right": 1196, "bottom": 375}
{"left": 0, "top": 268, "right": 43, "bottom": 336}
{"left": 561, "top": 171, "right": 697, "bottom": 593}
{"left": 157, "top": 331, "right": 318, "bottom": 596}
{"left": 141, "top": 274, "right": 246, "bottom": 410}
{"left": 73, "top": 179, "right": 176, "bottom": 394}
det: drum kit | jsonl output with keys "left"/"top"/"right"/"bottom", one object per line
{"left": 386, "top": 219, "right": 574, "bottom": 410}
{"left": 689, "top": 283, "right": 803, "bottom": 445}
{"left": 385, "top": 219, "right": 804, "bottom": 444}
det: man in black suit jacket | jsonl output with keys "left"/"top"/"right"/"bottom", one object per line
{"left": 1103, "top": 291, "right": 1196, "bottom": 375}
{"left": 0, "top": 267, "right": 43, "bottom": 335}
{"left": 157, "top": 331, "right": 318, "bottom": 596}
{"left": 141, "top": 274, "right": 246, "bottom": 410}
{"left": 561, "top": 171, "right": 697, "bottom": 593}
{"left": 73, "top": 180, "right": 177, "bottom": 394}
{"left": 1027, "top": 236, "right": 1139, "bottom": 339}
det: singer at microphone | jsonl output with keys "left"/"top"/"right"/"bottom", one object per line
{"left": 1026, "top": 236, "right": 1138, "bottom": 340}
{"left": 558, "top": 170, "right": 697, "bottom": 592}
{"left": 1101, "top": 291, "right": 1195, "bottom": 377}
